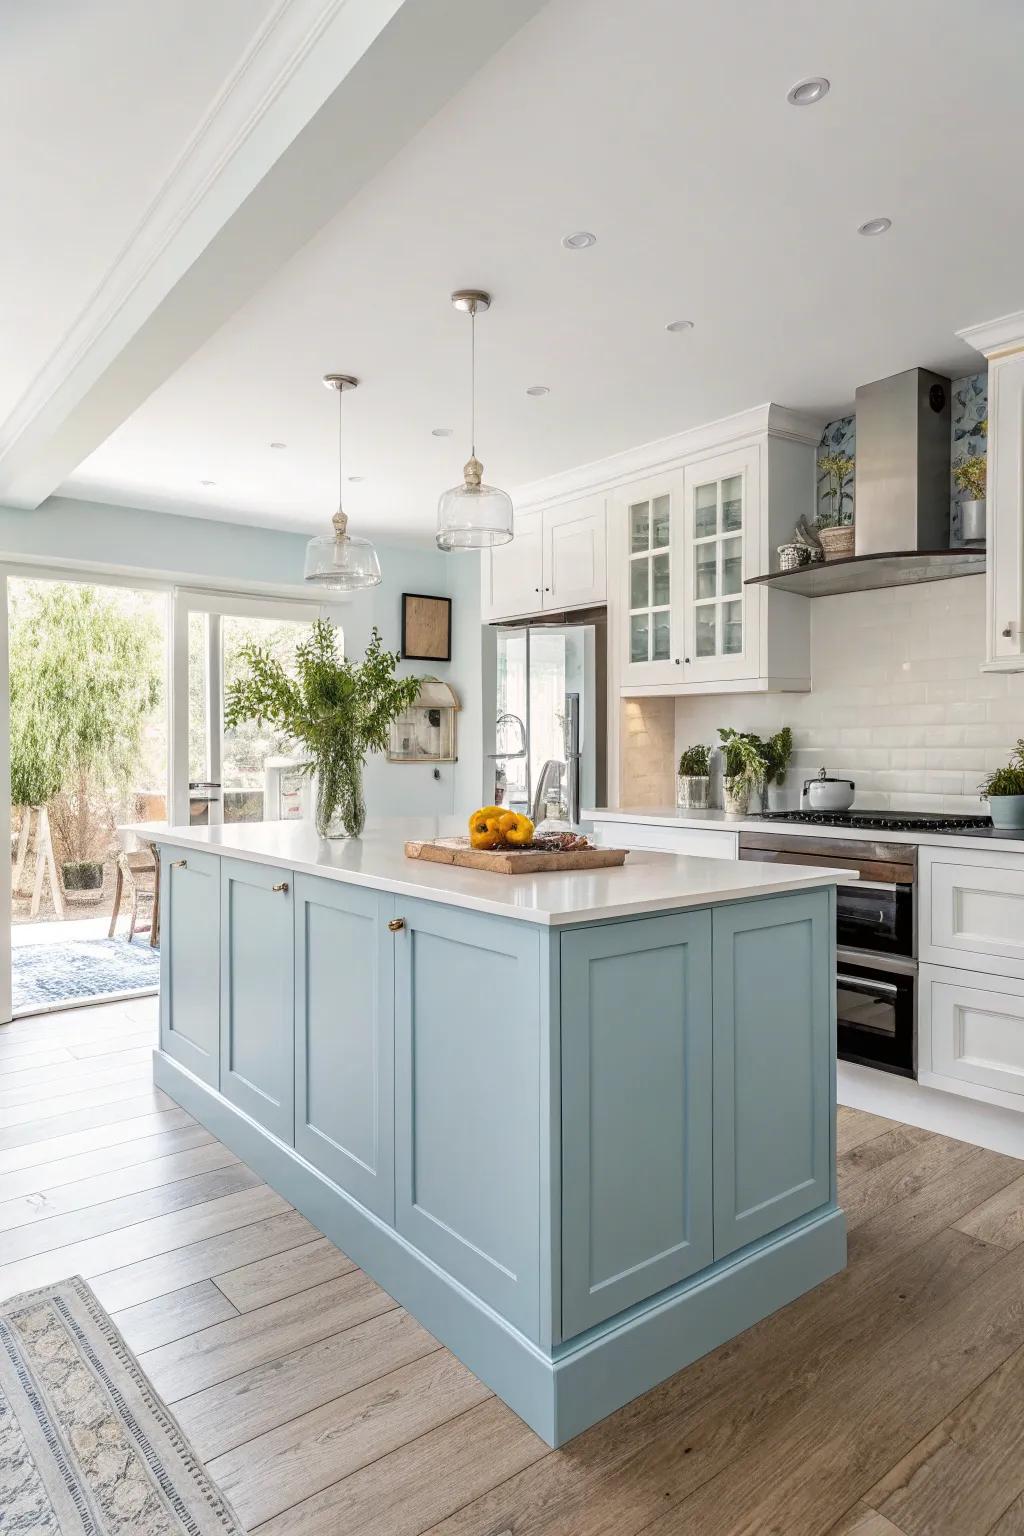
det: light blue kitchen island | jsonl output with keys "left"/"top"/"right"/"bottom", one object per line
{"left": 143, "top": 818, "right": 851, "bottom": 1446}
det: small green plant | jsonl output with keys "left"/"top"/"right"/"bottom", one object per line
{"left": 761, "top": 726, "right": 794, "bottom": 787}
{"left": 953, "top": 454, "right": 986, "bottom": 501}
{"left": 678, "top": 743, "right": 711, "bottom": 777}
{"left": 817, "top": 450, "right": 855, "bottom": 528}
{"left": 981, "top": 740, "right": 1024, "bottom": 798}
{"left": 718, "top": 727, "right": 768, "bottom": 788}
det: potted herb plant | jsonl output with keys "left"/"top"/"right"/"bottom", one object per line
{"left": 816, "top": 450, "right": 855, "bottom": 560}
{"left": 677, "top": 743, "right": 711, "bottom": 809}
{"left": 953, "top": 442, "right": 986, "bottom": 546}
{"left": 980, "top": 740, "right": 1024, "bottom": 829}
{"left": 718, "top": 728, "right": 767, "bottom": 817}
{"left": 760, "top": 725, "right": 794, "bottom": 811}
{"left": 225, "top": 621, "right": 420, "bottom": 839}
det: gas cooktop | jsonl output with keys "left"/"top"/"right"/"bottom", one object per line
{"left": 753, "top": 810, "right": 994, "bottom": 833}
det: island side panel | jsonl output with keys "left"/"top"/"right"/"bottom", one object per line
{"left": 559, "top": 910, "right": 714, "bottom": 1337}
{"left": 394, "top": 898, "right": 545, "bottom": 1342}
{"left": 712, "top": 889, "right": 835, "bottom": 1257}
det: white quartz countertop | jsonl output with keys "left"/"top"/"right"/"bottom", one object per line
{"left": 135, "top": 818, "right": 858, "bottom": 927}
{"left": 584, "top": 804, "right": 1024, "bottom": 854}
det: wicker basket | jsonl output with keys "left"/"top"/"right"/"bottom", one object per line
{"left": 819, "top": 525, "right": 855, "bottom": 561}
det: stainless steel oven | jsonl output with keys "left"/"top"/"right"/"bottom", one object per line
{"left": 738, "top": 833, "right": 916, "bottom": 1077}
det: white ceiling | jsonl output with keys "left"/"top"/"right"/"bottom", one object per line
{"left": 54, "top": 0, "right": 1024, "bottom": 544}
{"left": 0, "top": 0, "right": 277, "bottom": 424}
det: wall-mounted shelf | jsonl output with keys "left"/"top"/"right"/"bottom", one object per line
{"left": 745, "top": 549, "right": 986, "bottom": 598}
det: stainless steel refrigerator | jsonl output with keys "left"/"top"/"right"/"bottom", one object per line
{"left": 490, "top": 614, "right": 606, "bottom": 825}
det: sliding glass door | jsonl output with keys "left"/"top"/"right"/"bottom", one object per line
{"left": 170, "top": 590, "right": 328, "bottom": 826}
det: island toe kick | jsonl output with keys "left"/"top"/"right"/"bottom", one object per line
{"left": 150, "top": 828, "right": 846, "bottom": 1447}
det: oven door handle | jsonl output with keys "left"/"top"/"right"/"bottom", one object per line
{"left": 837, "top": 972, "right": 901, "bottom": 998}
{"left": 839, "top": 879, "right": 910, "bottom": 894}
{"left": 836, "top": 947, "right": 917, "bottom": 975}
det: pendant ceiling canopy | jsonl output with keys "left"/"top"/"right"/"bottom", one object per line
{"left": 436, "top": 289, "right": 514, "bottom": 552}
{"left": 304, "top": 375, "right": 382, "bottom": 591}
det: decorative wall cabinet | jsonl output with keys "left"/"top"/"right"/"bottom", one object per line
{"left": 610, "top": 409, "right": 818, "bottom": 696}
{"left": 387, "top": 681, "right": 459, "bottom": 764}
{"left": 957, "top": 309, "right": 1024, "bottom": 671}
{"left": 481, "top": 495, "right": 606, "bottom": 622}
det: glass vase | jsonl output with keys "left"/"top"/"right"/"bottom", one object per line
{"left": 315, "top": 754, "right": 366, "bottom": 839}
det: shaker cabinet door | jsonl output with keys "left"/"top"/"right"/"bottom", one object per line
{"left": 160, "top": 846, "right": 221, "bottom": 1087}
{"left": 559, "top": 911, "right": 714, "bottom": 1337}
{"left": 220, "top": 857, "right": 295, "bottom": 1144}
{"left": 294, "top": 875, "right": 395, "bottom": 1222}
{"left": 712, "top": 891, "right": 833, "bottom": 1259}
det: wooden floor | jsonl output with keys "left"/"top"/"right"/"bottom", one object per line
{"left": 4, "top": 1004, "right": 1024, "bottom": 1536}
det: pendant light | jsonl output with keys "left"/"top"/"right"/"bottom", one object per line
{"left": 436, "top": 290, "right": 514, "bottom": 551}
{"left": 304, "top": 374, "right": 382, "bottom": 590}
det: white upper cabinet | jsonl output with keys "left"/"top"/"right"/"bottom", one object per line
{"left": 481, "top": 496, "right": 606, "bottom": 623}
{"left": 610, "top": 413, "right": 816, "bottom": 694}
{"left": 957, "top": 309, "right": 1024, "bottom": 672}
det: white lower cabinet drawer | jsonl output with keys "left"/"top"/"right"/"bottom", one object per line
{"left": 920, "top": 845, "right": 1024, "bottom": 980}
{"left": 919, "top": 961, "right": 1024, "bottom": 1109}
{"left": 589, "top": 820, "right": 738, "bottom": 860}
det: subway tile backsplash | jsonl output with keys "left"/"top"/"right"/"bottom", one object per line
{"left": 670, "top": 576, "right": 1024, "bottom": 813}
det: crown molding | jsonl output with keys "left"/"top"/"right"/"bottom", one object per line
{"left": 0, "top": 0, "right": 368, "bottom": 462}
{"left": 511, "top": 403, "right": 824, "bottom": 512}
{"left": 956, "top": 309, "right": 1024, "bottom": 360}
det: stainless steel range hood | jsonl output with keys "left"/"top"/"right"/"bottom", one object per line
{"left": 748, "top": 367, "right": 986, "bottom": 596}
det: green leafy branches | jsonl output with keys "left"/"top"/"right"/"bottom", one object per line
{"left": 224, "top": 620, "right": 421, "bottom": 773}
{"left": 981, "top": 740, "right": 1024, "bottom": 798}
{"left": 678, "top": 743, "right": 711, "bottom": 777}
{"left": 718, "top": 727, "right": 768, "bottom": 787}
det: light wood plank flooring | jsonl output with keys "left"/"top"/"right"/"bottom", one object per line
{"left": 4, "top": 998, "right": 1024, "bottom": 1535}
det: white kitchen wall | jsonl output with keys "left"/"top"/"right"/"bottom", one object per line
{"left": 671, "top": 575, "right": 1024, "bottom": 812}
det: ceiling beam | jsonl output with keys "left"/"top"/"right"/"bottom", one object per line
{"left": 0, "top": 0, "right": 546, "bottom": 509}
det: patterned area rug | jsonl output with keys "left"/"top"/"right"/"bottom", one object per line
{"left": 12, "top": 937, "right": 160, "bottom": 1012}
{"left": 0, "top": 1275, "right": 245, "bottom": 1533}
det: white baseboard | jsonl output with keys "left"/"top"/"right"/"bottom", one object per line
{"left": 838, "top": 1061, "right": 1024, "bottom": 1161}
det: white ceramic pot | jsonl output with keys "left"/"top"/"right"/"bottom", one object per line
{"left": 960, "top": 498, "right": 986, "bottom": 545}
{"left": 803, "top": 769, "right": 856, "bottom": 812}
{"left": 677, "top": 775, "right": 711, "bottom": 810}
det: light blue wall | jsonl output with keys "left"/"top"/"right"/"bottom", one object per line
{"left": 0, "top": 495, "right": 484, "bottom": 819}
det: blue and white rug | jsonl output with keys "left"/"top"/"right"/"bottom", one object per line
{"left": 12, "top": 936, "right": 160, "bottom": 1012}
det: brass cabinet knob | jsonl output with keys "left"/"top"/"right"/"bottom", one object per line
{"left": 170, "top": 859, "right": 187, "bottom": 870}
{"left": 387, "top": 917, "right": 405, "bottom": 932}
{"left": 272, "top": 881, "right": 289, "bottom": 893}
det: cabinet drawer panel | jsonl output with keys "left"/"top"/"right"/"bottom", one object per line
{"left": 922, "top": 847, "right": 1024, "bottom": 978}
{"left": 395, "top": 902, "right": 541, "bottom": 1338}
{"left": 924, "top": 965, "right": 1024, "bottom": 1099}
{"left": 294, "top": 877, "right": 394, "bottom": 1222}
{"left": 560, "top": 912, "right": 713, "bottom": 1337}
{"left": 220, "top": 859, "right": 294, "bottom": 1144}
{"left": 161, "top": 847, "right": 220, "bottom": 1087}
{"left": 590, "top": 820, "right": 738, "bottom": 860}
{"left": 713, "top": 892, "right": 832, "bottom": 1258}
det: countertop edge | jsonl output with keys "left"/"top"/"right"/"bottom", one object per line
{"left": 584, "top": 806, "right": 1024, "bottom": 854}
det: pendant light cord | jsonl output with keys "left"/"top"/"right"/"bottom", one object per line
{"left": 337, "top": 386, "right": 344, "bottom": 516}
{"left": 470, "top": 306, "right": 476, "bottom": 459}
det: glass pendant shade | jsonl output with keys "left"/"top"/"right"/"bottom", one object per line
{"left": 436, "top": 290, "right": 514, "bottom": 552}
{"left": 305, "top": 374, "right": 382, "bottom": 591}
{"left": 436, "top": 455, "right": 513, "bottom": 551}
{"left": 304, "top": 510, "right": 382, "bottom": 589}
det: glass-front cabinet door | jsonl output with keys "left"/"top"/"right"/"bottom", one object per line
{"left": 682, "top": 447, "right": 759, "bottom": 682}
{"left": 620, "top": 475, "right": 683, "bottom": 686}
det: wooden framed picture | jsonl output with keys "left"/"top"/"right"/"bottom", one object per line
{"left": 401, "top": 592, "right": 452, "bottom": 661}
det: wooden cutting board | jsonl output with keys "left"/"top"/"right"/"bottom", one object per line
{"left": 404, "top": 837, "right": 628, "bottom": 875}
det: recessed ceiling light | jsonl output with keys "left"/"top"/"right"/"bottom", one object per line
{"left": 526, "top": 385, "right": 550, "bottom": 396}
{"left": 858, "top": 217, "right": 892, "bottom": 236}
{"left": 786, "top": 76, "right": 830, "bottom": 106}
{"left": 666, "top": 319, "right": 695, "bottom": 333}
{"left": 269, "top": 441, "right": 287, "bottom": 450}
{"left": 431, "top": 427, "right": 453, "bottom": 437}
{"left": 200, "top": 479, "right": 216, "bottom": 487}
{"left": 347, "top": 475, "right": 365, "bottom": 483}
{"left": 562, "top": 230, "right": 597, "bottom": 250}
